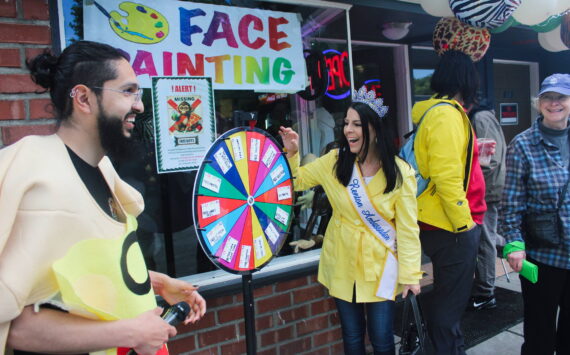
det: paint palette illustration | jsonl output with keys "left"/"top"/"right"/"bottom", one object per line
{"left": 193, "top": 127, "right": 294, "bottom": 274}
{"left": 94, "top": 1, "right": 169, "bottom": 44}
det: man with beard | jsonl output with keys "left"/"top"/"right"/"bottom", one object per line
{"left": 0, "top": 41, "right": 206, "bottom": 355}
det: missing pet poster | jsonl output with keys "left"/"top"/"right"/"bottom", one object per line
{"left": 152, "top": 76, "right": 216, "bottom": 173}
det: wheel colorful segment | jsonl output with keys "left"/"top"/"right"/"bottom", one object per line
{"left": 193, "top": 127, "right": 294, "bottom": 274}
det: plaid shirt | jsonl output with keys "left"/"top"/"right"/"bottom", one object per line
{"left": 500, "top": 118, "right": 570, "bottom": 270}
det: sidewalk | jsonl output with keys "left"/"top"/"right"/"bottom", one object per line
{"left": 466, "top": 272, "right": 523, "bottom": 354}
{"left": 397, "top": 257, "right": 524, "bottom": 355}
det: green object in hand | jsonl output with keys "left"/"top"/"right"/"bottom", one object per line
{"left": 520, "top": 260, "right": 538, "bottom": 284}
{"left": 503, "top": 241, "right": 538, "bottom": 283}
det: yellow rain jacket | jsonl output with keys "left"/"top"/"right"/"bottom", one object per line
{"left": 412, "top": 98, "right": 476, "bottom": 232}
{"left": 290, "top": 150, "right": 422, "bottom": 302}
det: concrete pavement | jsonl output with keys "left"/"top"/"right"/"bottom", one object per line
{"left": 466, "top": 272, "right": 523, "bottom": 355}
{"left": 396, "top": 258, "right": 525, "bottom": 355}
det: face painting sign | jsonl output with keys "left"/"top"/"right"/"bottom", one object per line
{"left": 84, "top": 0, "right": 307, "bottom": 92}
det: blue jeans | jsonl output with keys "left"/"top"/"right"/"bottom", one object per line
{"left": 334, "top": 296, "right": 395, "bottom": 355}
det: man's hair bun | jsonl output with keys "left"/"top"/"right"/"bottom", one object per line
{"left": 27, "top": 50, "right": 58, "bottom": 90}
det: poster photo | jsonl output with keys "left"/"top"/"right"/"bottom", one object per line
{"left": 500, "top": 103, "right": 518, "bottom": 125}
{"left": 152, "top": 76, "right": 216, "bottom": 173}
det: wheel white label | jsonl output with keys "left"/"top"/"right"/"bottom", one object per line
{"left": 201, "top": 200, "right": 220, "bottom": 219}
{"left": 231, "top": 136, "right": 245, "bottom": 161}
{"left": 207, "top": 222, "right": 226, "bottom": 246}
{"left": 220, "top": 236, "right": 238, "bottom": 262}
{"left": 277, "top": 186, "right": 291, "bottom": 200}
{"left": 239, "top": 245, "right": 251, "bottom": 268}
{"left": 202, "top": 172, "right": 221, "bottom": 193}
{"left": 275, "top": 207, "right": 289, "bottom": 225}
{"left": 265, "top": 223, "right": 279, "bottom": 244}
{"left": 262, "top": 145, "right": 277, "bottom": 167}
{"left": 270, "top": 164, "right": 285, "bottom": 184}
{"left": 254, "top": 235, "right": 266, "bottom": 259}
{"left": 214, "top": 148, "right": 233, "bottom": 174}
{"left": 250, "top": 138, "right": 260, "bottom": 162}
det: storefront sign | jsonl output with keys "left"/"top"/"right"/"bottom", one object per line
{"left": 152, "top": 76, "right": 216, "bottom": 173}
{"left": 500, "top": 103, "right": 518, "bottom": 125}
{"left": 323, "top": 49, "right": 350, "bottom": 100}
{"left": 364, "top": 79, "right": 382, "bottom": 97}
{"left": 84, "top": 0, "right": 306, "bottom": 92}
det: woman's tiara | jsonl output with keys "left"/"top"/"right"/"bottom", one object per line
{"left": 352, "top": 86, "right": 389, "bottom": 119}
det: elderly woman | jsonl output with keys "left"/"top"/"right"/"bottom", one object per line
{"left": 500, "top": 73, "right": 570, "bottom": 355}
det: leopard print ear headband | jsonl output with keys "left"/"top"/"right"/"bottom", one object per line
{"left": 433, "top": 17, "right": 491, "bottom": 62}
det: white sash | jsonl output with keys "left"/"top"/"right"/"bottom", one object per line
{"left": 347, "top": 163, "right": 398, "bottom": 299}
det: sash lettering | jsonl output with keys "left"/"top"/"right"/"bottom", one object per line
{"left": 347, "top": 164, "right": 398, "bottom": 299}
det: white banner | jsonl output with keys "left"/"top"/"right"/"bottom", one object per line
{"left": 84, "top": 0, "right": 307, "bottom": 92}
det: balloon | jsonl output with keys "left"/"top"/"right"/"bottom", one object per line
{"left": 513, "top": 0, "right": 563, "bottom": 26}
{"left": 433, "top": 17, "right": 491, "bottom": 62}
{"left": 562, "top": 12, "right": 570, "bottom": 48}
{"left": 450, "top": 0, "right": 521, "bottom": 29}
{"left": 489, "top": 15, "right": 519, "bottom": 34}
{"left": 421, "top": 0, "right": 453, "bottom": 17}
{"left": 538, "top": 24, "right": 569, "bottom": 52}
{"left": 530, "top": 14, "right": 563, "bottom": 33}
{"left": 554, "top": 1, "right": 570, "bottom": 14}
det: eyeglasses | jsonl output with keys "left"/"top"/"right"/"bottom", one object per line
{"left": 540, "top": 94, "right": 569, "bottom": 103}
{"left": 91, "top": 86, "right": 143, "bottom": 102}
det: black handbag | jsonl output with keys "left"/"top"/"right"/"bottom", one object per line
{"left": 524, "top": 175, "right": 569, "bottom": 248}
{"left": 399, "top": 294, "right": 433, "bottom": 355}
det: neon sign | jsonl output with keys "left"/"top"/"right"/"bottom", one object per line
{"left": 323, "top": 49, "right": 350, "bottom": 100}
{"left": 364, "top": 79, "right": 382, "bottom": 97}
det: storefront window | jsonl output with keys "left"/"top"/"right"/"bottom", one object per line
{"left": 413, "top": 68, "right": 434, "bottom": 102}
{"left": 59, "top": 0, "right": 350, "bottom": 277}
{"left": 410, "top": 47, "right": 439, "bottom": 104}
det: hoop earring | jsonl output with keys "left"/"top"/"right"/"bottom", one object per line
{"left": 69, "top": 88, "right": 78, "bottom": 98}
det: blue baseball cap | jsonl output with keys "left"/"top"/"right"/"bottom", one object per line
{"left": 539, "top": 73, "right": 570, "bottom": 96}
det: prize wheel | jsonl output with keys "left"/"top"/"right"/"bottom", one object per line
{"left": 193, "top": 127, "right": 294, "bottom": 274}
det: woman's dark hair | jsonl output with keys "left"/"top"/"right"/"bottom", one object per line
{"left": 26, "top": 40, "right": 128, "bottom": 120}
{"left": 334, "top": 102, "right": 402, "bottom": 193}
{"left": 431, "top": 50, "right": 479, "bottom": 108}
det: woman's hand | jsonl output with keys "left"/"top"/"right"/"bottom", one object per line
{"left": 278, "top": 126, "right": 299, "bottom": 157}
{"left": 402, "top": 284, "right": 421, "bottom": 298}
{"left": 507, "top": 250, "right": 526, "bottom": 272}
{"left": 149, "top": 271, "right": 207, "bottom": 324}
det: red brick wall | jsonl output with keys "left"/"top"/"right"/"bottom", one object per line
{"left": 0, "top": 0, "right": 56, "bottom": 148}
{"left": 169, "top": 275, "right": 344, "bottom": 355}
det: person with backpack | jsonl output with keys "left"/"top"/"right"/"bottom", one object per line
{"left": 411, "top": 50, "right": 486, "bottom": 355}
{"left": 280, "top": 86, "right": 422, "bottom": 355}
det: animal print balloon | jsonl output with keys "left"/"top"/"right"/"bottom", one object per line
{"left": 433, "top": 17, "right": 491, "bottom": 62}
{"left": 450, "top": 0, "right": 521, "bottom": 29}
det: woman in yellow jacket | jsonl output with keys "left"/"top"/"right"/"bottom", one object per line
{"left": 412, "top": 50, "right": 486, "bottom": 355}
{"left": 279, "top": 86, "right": 422, "bottom": 355}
